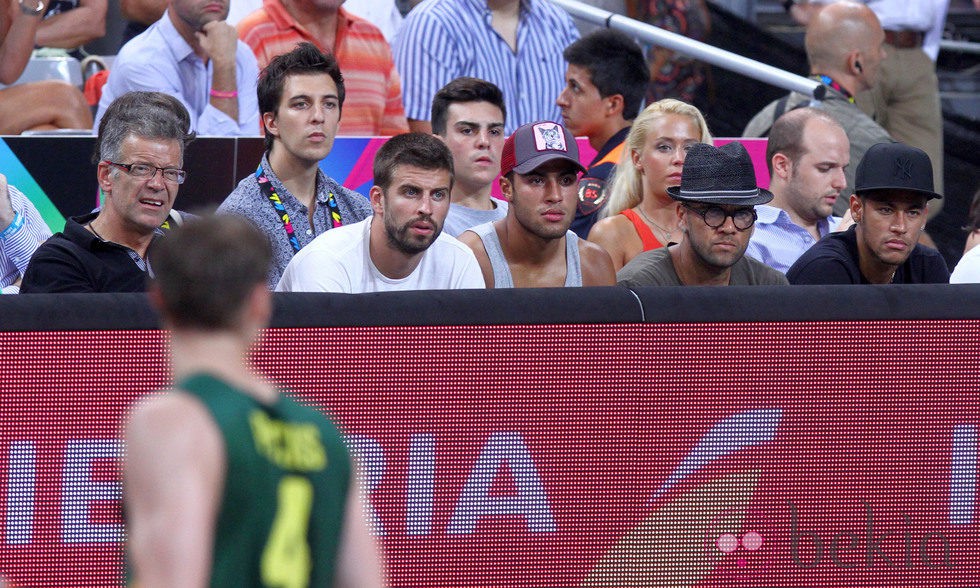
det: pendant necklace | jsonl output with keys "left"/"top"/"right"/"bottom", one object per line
{"left": 637, "top": 206, "right": 673, "bottom": 243}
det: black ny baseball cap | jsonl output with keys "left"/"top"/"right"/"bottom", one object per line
{"left": 854, "top": 142, "right": 942, "bottom": 200}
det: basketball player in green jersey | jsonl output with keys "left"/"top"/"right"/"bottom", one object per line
{"left": 124, "top": 214, "right": 383, "bottom": 587}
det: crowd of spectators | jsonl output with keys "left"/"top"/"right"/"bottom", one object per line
{"left": 0, "top": 0, "right": 974, "bottom": 297}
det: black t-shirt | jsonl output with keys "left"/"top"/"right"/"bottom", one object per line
{"left": 787, "top": 225, "right": 950, "bottom": 284}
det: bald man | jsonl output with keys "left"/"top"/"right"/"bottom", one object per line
{"left": 789, "top": 0, "right": 946, "bottom": 205}
{"left": 746, "top": 108, "right": 849, "bottom": 273}
{"left": 744, "top": 1, "right": 891, "bottom": 217}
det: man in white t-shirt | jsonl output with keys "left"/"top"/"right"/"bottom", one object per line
{"left": 277, "top": 133, "right": 485, "bottom": 293}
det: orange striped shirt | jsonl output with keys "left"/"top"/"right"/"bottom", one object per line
{"left": 238, "top": 4, "right": 409, "bottom": 136}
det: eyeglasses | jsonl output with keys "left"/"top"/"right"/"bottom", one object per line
{"left": 683, "top": 204, "right": 757, "bottom": 231}
{"left": 105, "top": 161, "right": 187, "bottom": 184}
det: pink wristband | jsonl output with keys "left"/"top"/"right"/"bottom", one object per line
{"left": 209, "top": 89, "right": 238, "bottom": 99}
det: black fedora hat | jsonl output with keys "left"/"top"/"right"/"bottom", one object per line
{"left": 666, "top": 142, "right": 773, "bottom": 206}
{"left": 854, "top": 142, "right": 942, "bottom": 200}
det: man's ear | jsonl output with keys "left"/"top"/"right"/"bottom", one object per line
{"left": 850, "top": 193, "right": 863, "bottom": 222}
{"left": 605, "top": 94, "right": 625, "bottom": 118}
{"left": 97, "top": 161, "right": 113, "bottom": 194}
{"left": 262, "top": 111, "right": 279, "bottom": 139}
{"left": 675, "top": 202, "right": 687, "bottom": 230}
{"left": 369, "top": 185, "right": 385, "bottom": 215}
{"left": 245, "top": 283, "right": 272, "bottom": 330}
{"left": 846, "top": 50, "right": 863, "bottom": 77}
{"left": 771, "top": 153, "right": 792, "bottom": 181}
{"left": 499, "top": 176, "right": 514, "bottom": 202}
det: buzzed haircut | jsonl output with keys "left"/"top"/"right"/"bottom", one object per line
{"left": 430, "top": 77, "right": 506, "bottom": 136}
{"left": 766, "top": 107, "right": 845, "bottom": 174}
{"left": 95, "top": 91, "right": 195, "bottom": 164}
{"left": 373, "top": 133, "right": 455, "bottom": 192}
{"left": 258, "top": 42, "right": 345, "bottom": 150}
{"left": 562, "top": 29, "right": 649, "bottom": 120}
{"left": 152, "top": 214, "right": 272, "bottom": 330}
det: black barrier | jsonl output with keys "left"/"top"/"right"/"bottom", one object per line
{"left": 3, "top": 286, "right": 980, "bottom": 331}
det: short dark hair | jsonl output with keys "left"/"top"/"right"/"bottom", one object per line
{"left": 95, "top": 91, "right": 195, "bottom": 164}
{"left": 430, "top": 77, "right": 506, "bottom": 136}
{"left": 766, "top": 107, "right": 843, "bottom": 175}
{"left": 562, "top": 29, "right": 648, "bottom": 120}
{"left": 257, "top": 42, "right": 345, "bottom": 151}
{"left": 373, "top": 133, "right": 454, "bottom": 192}
{"left": 151, "top": 214, "right": 272, "bottom": 330}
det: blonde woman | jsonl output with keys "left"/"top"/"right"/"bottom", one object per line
{"left": 587, "top": 99, "right": 711, "bottom": 270}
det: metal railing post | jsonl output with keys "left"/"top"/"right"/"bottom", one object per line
{"left": 552, "top": 0, "right": 825, "bottom": 100}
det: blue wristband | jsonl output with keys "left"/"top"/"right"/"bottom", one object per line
{"left": 0, "top": 211, "right": 24, "bottom": 240}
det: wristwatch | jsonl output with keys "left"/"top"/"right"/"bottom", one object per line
{"left": 19, "top": 0, "right": 45, "bottom": 16}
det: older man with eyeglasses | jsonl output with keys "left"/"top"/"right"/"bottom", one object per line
{"left": 21, "top": 92, "right": 195, "bottom": 293}
{"left": 617, "top": 142, "right": 789, "bottom": 287}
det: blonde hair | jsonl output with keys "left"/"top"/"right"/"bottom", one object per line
{"left": 603, "top": 99, "right": 712, "bottom": 218}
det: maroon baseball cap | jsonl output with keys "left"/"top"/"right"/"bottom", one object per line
{"left": 500, "top": 121, "right": 587, "bottom": 177}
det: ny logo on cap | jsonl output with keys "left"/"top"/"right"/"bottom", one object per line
{"left": 533, "top": 123, "right": 567, "bottom": 152}
{"left": 894, "top": 156, "right": 913, "bottom": 180}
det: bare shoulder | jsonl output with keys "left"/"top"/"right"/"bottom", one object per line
{"left": 125, "top": 391, "right": 225, "bottom": 586}
{"left": 127, "top": 391, "right": 215, "bottom": 444}
{"left": 125, "top": 391, "right": 223, "bottom": 475}
{"left": 578, "top": 239, "right": 617, "bottom": 286}
{"left": 588, "top": 214, "right": 633, "bottom": 244}
{"left": 456, "top": 229, "right": 485, "bottom": 254}
{"left": 456, "top": 229, "right": 495, "bottom": 288}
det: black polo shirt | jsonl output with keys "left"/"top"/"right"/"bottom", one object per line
{"left": 20, "top": 212, "right": 160, "bottom": 293}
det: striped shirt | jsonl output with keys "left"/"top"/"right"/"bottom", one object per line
{"left": 1, "top": 185, "right": 53, "bottom": 292}
{"left": 393, "top": 0, "right": 579, "bottom": 134}
{"left": 746, "top": 204, "right": 841, "bottom": 274}
{"left": 97, "top": 10, "right": 261, "bottom": 136}
{"left": 238, "top": 4, "right": 409, "bottom": 136}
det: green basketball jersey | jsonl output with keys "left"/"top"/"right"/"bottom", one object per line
{"left": 179, "top": 373, "right": 352, "bottom": 588}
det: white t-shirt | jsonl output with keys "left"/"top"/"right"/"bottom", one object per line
{"left": 950, "top": 245, "right": 980, "bottom": 284}
{"left": 276, "top": 217, "right": 486, "bottom": 293}
{"left": 342, "top": 0, "right": 404, "bottom": 42}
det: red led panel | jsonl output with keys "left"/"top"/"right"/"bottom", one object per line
{"left": 0, "top": 322, "right": 977, "bottom": 586}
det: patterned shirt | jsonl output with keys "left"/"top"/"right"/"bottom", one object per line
{"left": 746, "top": 205, "right": 841, "bottom": 274}
{"left": 1, "top": 185, "right": 52, "bottom": 293}
{"left": 96, "top": 10, "right": 261, "bottom": 136}
{"left": 217, "top": 153, "right": 374, "bottom": 289}
{"left": 238, "top": 4, "right": 409, "bottom": 136}
{"left": 393, "top": 0, "right": 579, "bottom": 134}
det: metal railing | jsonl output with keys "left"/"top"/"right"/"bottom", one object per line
{"left": 940, "top": 39, "right": 980, "bottom": 55}
{"left": 552, "top": 0, "right": 824, "bottom": 100}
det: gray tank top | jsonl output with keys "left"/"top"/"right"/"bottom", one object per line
{"left": 470, "top": 222, "right": 583, "bottom": 288}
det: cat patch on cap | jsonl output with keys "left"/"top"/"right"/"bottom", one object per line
{"left": 533, "top": 122, "right": 568, "bottom": 152}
